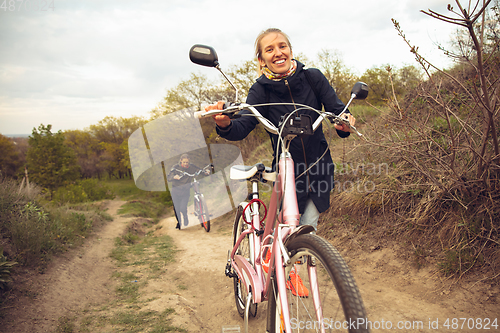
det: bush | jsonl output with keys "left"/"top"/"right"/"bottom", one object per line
{"left": 9, "top": 201, "right": 55, "bottom": 264}
{"left": 0, "top": 251, "right": 17, "bottom": 290}
{"left": 53, "top": 183, "right": 88, "bottom": 204}
{"left": 53, "top": 179, "right": 115, "bottom": 204}
{"left": 79, "top": 178, "right": 115, "bottom": 201}
{"left": 0, "top": 177, "right": 113, "bottom": 265}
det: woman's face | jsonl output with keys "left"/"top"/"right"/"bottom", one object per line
{"left": 258, "top": 33, "right": 292, "bottom": 75}
{"left": 180, "top": 159, "right": 189, "bottom": 168}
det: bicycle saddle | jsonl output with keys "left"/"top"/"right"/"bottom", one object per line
{"left": 230, "top": 163, "right": 276, "bottom": 182}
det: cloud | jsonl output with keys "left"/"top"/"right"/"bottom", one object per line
{"left": 0, "top": 0, "right": 460, "bottom": 134}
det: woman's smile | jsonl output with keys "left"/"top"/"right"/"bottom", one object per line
{"left": 258, "top": 33, "right": 292, "bottom": 74}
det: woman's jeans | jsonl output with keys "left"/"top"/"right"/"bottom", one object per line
{"left": 299, "top": 198, "right": 319, "bottom": 230}
{"left": 171, "top": 186, "right": 190, "bottom": 226}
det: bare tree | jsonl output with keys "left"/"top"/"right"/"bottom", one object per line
{"left": 363, "top": 1, "right": 500, "bottom": 276}
{"left": 420, "top": 0, "right": 499, "bottom": 178}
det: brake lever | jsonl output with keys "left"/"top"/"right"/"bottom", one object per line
{"left": 328, "top": 113, "right": 363, "bottom": 137}
{"left": 223, "top": 102, "right": 242, "bottom": 119}
{"left": 195, "top": 102, "right": 241, "bottom": 119}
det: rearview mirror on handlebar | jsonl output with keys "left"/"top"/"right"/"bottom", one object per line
{"left": 351, "top": 82, "right": 369, "bottom": 100}
{"left": 190, "top": 44, "right": 240, "bottom": 102}
{"left": 189, "top": 44, "right": 219, "bottom": 68}
{"left": 336, "top": 82, "right": 369, "bottom": 122}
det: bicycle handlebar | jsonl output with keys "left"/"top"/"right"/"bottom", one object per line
{"left": 194, "top": 102, "right": 362, "bottom": 137}
{"left": 174, "top": 164, "right": 213, "bottom": 178}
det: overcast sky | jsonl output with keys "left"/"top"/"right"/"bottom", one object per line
{"left": 0, "top": 0, "right": 460, "bottom": 135}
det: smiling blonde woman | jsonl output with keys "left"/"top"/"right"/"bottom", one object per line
{"left": 206, "top": 28, "right": 356, "bottom": 230}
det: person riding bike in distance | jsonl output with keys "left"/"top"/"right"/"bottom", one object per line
{"left": 205, "top": 28, "right": 356, "bottom": 297}
{"left": 167, "top": 154, "right": 210, "bottom": 230}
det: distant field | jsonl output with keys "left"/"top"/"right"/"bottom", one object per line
{"left": 3, "top": 134, "right": 30, "bottom": 138}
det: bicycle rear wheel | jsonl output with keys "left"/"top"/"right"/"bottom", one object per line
{"left": 232, "top": 206, "right": 257, "bottom": 318}
{"left": 196, "top": 195, "right": 210, "bottom": 232}
{"left": 267, "top": 234, "right": 369, "bottom": 333}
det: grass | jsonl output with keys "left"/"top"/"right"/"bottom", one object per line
{"left": 348, "top": 104, "right": 381, "bottom": 125}
{"left": 106, "top": 179, "right": 171, "bottom": 204}
{"left": 106, "top": 179, "right": 171, "bottom": 221}
{"left": 52, "top": 178, "right": 115, "bottom": 205}
{"left": 106, "top": 308, "right": 186, "bottom": 333}
{"left": 111, "top": 232, "right": 176, "bottom": 278}
{"left": 0, "top": 253, "right": 17, "bottom": 290}
{"left": 55, "top": 316, "right": 75, "bottom": 333}
{"left": 118, "top": 200, "right": 166, "bottom": 221}
{"left": 57, "top": 308, "right": 186, "bottom": 333}
{"left": 438, "top": 247, "right": 479, "bottom": 277}
{"left": 116, "top": 273, "right": 141, "bottom": 303}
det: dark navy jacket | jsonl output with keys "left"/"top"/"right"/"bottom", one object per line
{"left": 217, "top": 61, "right": 349, "bottom": 214}
{"left": 167, "top": 164, "right": 202, "bottom": 188}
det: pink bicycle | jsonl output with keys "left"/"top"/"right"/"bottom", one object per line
{"left": 191, "top": 45, "right": 370, "bottom": 333}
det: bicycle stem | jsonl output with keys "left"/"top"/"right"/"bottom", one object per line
{"left": 338, "top": 92, "right": 356, "bottom": 118}
{"left": 215, "top": 64, "right": 239, "bottom": 102}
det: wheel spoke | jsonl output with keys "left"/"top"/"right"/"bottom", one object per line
{"left": 232, "top": 207, "right": 257, "bottom": 318}
{"left": 268, "top": 234, "right": 368, "bottom": 332}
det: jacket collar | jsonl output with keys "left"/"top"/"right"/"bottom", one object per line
{"left": 256, "top": 60, "right": 306, "bottom": 86}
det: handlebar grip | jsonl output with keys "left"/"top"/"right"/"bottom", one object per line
{"left": 194, "top": 103, "right": 238, "bottom": 119}
{"left": 194, "top": 110, "right": 209, "bottom": 119}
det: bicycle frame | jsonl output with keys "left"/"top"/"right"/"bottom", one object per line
{"left": 199, "top": 103, "right": 361, "bottom": 332}
{"left": 191, "top": 178, "right": 202, "bottom": 198}
{"left": 199, "top": 102, "right": 364, "bottom": 332}
{"left": 230, "top": 149, "right": 308, "bottom": 333}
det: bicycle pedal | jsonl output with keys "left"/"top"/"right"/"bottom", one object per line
{"left": 225, "top": 263, "right": 237, "bottom": 279}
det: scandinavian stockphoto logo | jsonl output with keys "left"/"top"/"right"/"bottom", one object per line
{"left": 333, "top": 162, "right": 388, "bottom": 194}
{"left": 255, "top": 157, "right": 388, "bottom": 195}
{"left": 290, "top": 317, "right": 427, "bottom": 331}
{"left": 128, "top": 107, "right": 247, "bottom": 229}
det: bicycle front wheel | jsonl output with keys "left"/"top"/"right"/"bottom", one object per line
{"left": 267, "top": 234, "right": 369, "bottom": 333}
{"left": 198, "top": 194, "right": 210, "bottom": 232}
{"left": 232, "top": 206, "right": 257, "bottom": 318}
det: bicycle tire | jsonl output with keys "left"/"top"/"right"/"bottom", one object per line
{"left": 194, "top": 197, "right": 200, "bottom": 221}
{"left": 267, "top": 233, "right": 369, "bottom": 333}
{"left": 232, "top": 206, "right": 257, "bottom": 318}
{"left": 195, "top": 195, "right": 210, "bottom": 232}
{"left": 199, "top": 195, "right": 210, "bottom": 232}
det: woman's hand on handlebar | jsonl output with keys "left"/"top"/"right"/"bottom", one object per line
{"left": 334, "top": 113, "right": 356, "bottom": 133}
{"left": 205, "top": 101, "right": 231, "bottom": 128}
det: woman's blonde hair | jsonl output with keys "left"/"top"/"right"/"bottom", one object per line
{"left": 254, "top": 28, "right": 292, "bottom": 75}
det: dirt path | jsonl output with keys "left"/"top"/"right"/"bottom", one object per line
{"left": 2, "top": 199, "right": 498, "bottom": 332}
{"left": 345, "top": 248, "right": 499, "bottom": 332}
{"left": 1, "top": 200, "right": 132, "bottom": 333}
{"left": 150, "top": 214, "right": 268, "bottom": 332}
{"left": 156, "top": 214, "right": 499, "bottom": 332}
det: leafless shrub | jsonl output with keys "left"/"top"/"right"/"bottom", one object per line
{"left": 326, "top": 1, "right": 499, "bottom": 279}
{"left": 380, "top": 1, "right": 500, "bottom": 277}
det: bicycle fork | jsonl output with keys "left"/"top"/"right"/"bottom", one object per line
{"left": 308, "top": 260, "right": 324, "bottom": 329}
